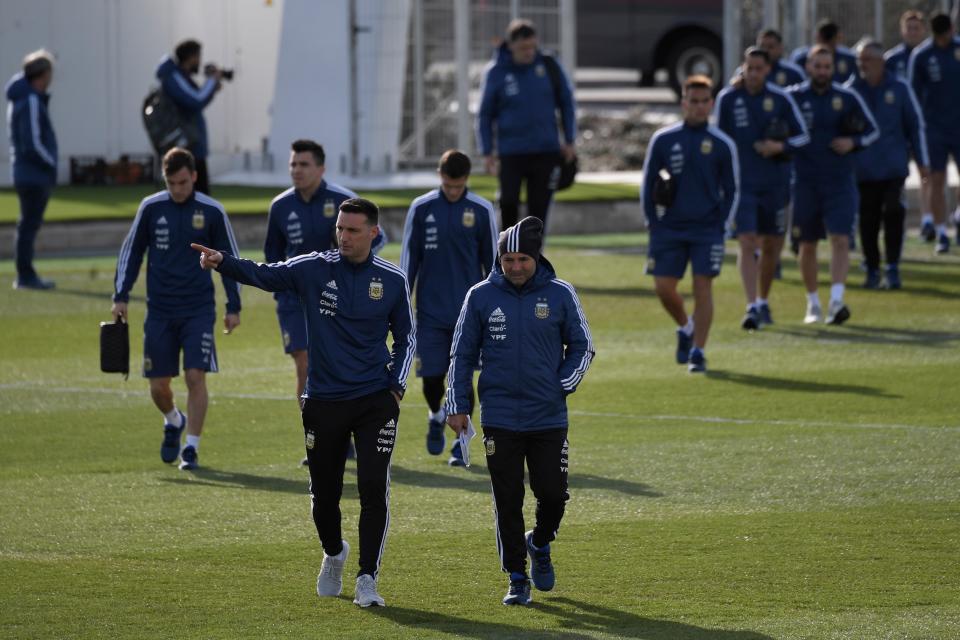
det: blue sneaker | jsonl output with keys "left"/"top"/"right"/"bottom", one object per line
{"left": 741, "top": 307, "right": 760, "bottom": 331}
{"left": 757, "top": 302, "right": 774, "bottom": 326}
{"left": 921, "top": 221, "right": 936, "bottom": 242}
{"left": 526, "top": 531, "right": 555, "bottom": 591}
{"left": 448, "top": 441, "right": 465, "bottom": 467}
{"left": 502, "top": 573, "right": 532, "bottom": 606}
{"left": 883, "top": 264, "right": 901, "bottom": 290}
{"left": 688, "top": 348, "right": 706, "bottom": 373}
{"left": 426, "top": 418, "right": 446, "bottom": 455}
{"left": 179, "top": 445, "right": 198, "bottom": 470}
{"left": 863, "top": 268, "right": 881, "bottom": 289}
{"left": 935, "top": 233, "right": 950, "bottom": 255}
{"left": 675, "top": 328, "right": 692, "bottom": 364}
{"left": 160, "top": 411, "right": 186, "bottom": 463}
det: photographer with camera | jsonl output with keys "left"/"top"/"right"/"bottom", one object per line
{"left": 155, "top": 39, "right": 231, "bottom": 195}
{"left": 715, "top": 47, "right": 809, "bottom": 330}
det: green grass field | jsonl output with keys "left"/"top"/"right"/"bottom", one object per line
{"left": 1, "top": 235, "right": 958, "bottom": 639}
{"left": 0, "top": 177, "right": 639, "bottom": 224}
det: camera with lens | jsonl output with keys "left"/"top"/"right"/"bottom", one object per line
{"left": 204, "top": 63, "right": 234, "bottom": 82}
{"left": 652, "top": 168, "right": 676, "bottom": 212}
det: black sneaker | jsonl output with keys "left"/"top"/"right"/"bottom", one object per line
{"left": 741, "top": 307, "right": 760, "bottom": 331}
{"left": 13, "top": 276, "right": 55, "bottom": 290}
{"left": 757, "top": 303, "right": 774, "bottom": 326}
{"left": 160, "top": 411, "right": 187, "bottom": 463}
{"left": 921, "top": 221, "right": 936, "bottom": 242}
{"left": 675, "top": 328, "right": 692, "bottom": 364}
{"left": 883, "top": 265, "right": 901, "bottom": 290}
{"left": 863, "top": 269, "right": 881, "bottom": 289}
{"left": 179, "top": 445, "right": 198, "bottom": 470}
{"left": 688, "top": 348, "right": 706, "bottom": 373}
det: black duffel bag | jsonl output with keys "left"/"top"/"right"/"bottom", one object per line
{"left": 100, "top": 319, "right": 129, "bottom": 379}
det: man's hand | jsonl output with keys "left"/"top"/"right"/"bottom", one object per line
{"left": 191, "top": 243, "right": 223, "bottom": 270}
{"left": 561, "top": 144, "right": 576, "bottom": 163}
{"left": 447, "top": 413, "right": 468, "bottom": 435}
{"left": 754, "top": 139, "right": 785, "bottom": 158}
{"left": 484, "top": 155, "right": 498, "bottom": 176}
{"left": 111, "top": 301, "right": 128, "bottom": 322}
{"left": 830, "top": 137, "right": 855, "bottom": 155}
{"left": 919, "top": 166, "right": 931, "bottom": 180}
{"left": 223, "top": 313, "right": 240, "bottom": 335}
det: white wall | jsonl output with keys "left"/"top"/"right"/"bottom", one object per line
{"left": 0, "top": 0, "right": 284, "bottom": 186}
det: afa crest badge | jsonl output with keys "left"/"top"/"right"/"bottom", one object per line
{"left": 885, "top": 90, "right": 895, "bottom": 104}
{"left": 535, "top": 64, "right": 545, "bottom": 77}
{"left": 324, "top": 199, "right": 336, "bottom": 218}
{"left": 775, "top": 71, "right": 786, "bottom": 85}
{"left": 369, "top": 278, "right": 383, "bottom": 300}
{"left": 535, "top": 300, "right": 550, "bottom": 319}
{"left": 462, "top": 208, "right": 475, "bottom": 228}
{"left": 700, "top": 138, "right": 713, "bottom": 155}
{"left": 832, "top": 95, "right": 843, "bottom": 111}
{"left": 305, "top": 431, "right": 315, "bottom": 450}
{"left": 192, "top": 211, "right": 205, "bottom": 230}
{"left": 143, "top": 356, "right": 153, "bottom": 373}
{"left": 485, "top": 439, "right": 495, "bottom": 455}
{"left": 763, "top": 96, "right": 774, "bottom": 112}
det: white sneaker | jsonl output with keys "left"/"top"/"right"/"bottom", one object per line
{"left": 316, "top": 540, "right": 349, "bottom": 597}
{"left": 803, "top": 301, "right": 823, "bottom": 324}
{"left": 353, "top": 573, "right": 386, "bottom": 607}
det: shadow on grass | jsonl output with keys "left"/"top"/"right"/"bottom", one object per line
{"left": 372, "top": 465, "right": 662, "bottom": 497}
{"left": 574, "top": 286, "right": 655, "bottom": 298}
{"left": 160, "top": 466, "right": 308, "bottom": 494}
{"left": 370, "top": 596, "right": 772, "bottom": 639}
{"left": 706, "top": 370, "right": 900, "bottom": 398}
{"left": 773, "top": 324, "right": 960, "bottom": 347}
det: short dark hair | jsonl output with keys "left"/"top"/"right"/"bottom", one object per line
{"left": 758, "top": 28, "right": 783, "bottom": 43}
{"left": 683, "top": 74, "right": 714, "bottom": 94}
{"left": 339, "top": 198, "right": 379, "bottom": 225}
{"left": 744, "top": 46, "right": 771, "bottom": 65}
{"left": 809, "top": 44, "right": 833, "bottom": 60}
{"left": 901, "top": 10, "right": 924, "bottom": 25}
{"left": 174, "top": 39, "right": 202, "bottom": 65}
{"left": 931, "top": 13, "right": 952, "bottom": 36}
{"left": 162, "top": 147, "right": 196, "bottom": 176}
{"left": 23, "top": 49, "right": 54, "bottom": 80}
{"left": 506, "top": 19, "right": 536, "bottom": 42}
{"left": 816, "top": 19, "right": 840, "bottom": 43}
{"left": 438, "top": 149, "right": 471, "bottom": 178}
{"left": 291, "top": 139, "right": 325, "bottom": 166}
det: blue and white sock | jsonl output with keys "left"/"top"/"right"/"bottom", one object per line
{"left": 163, "top": 408, "right": 183, "bottom": 427}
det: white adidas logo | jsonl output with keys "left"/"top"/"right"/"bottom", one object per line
{"left": 425, "top": 213, "right": 436, "bottom": 222}
{"left": 326, "top": 280, "right": 338, "bottom": 290}
{"left": 671, "top": 143, "right": 682, "bottom": 152}
{"left": 488, "top": 307, "right": 506, "bottom": 323}
{"left": 288, "top": 211, "right": 299, "bottom": 220}
{"left": 157, "top": 215, "right": 167, "bottom": 225}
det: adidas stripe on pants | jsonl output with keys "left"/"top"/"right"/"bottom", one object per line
{"left": 302, "top": 389, "right": 399, "bottom": 578}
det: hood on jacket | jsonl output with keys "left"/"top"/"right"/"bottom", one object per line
{"left": 490, "top": 255, "right": 557, "bottom": 292}
{"left": 156, "top": 55, "right": 179, "bottom": 81}
{"left": 5, "top": 73, "right": 33, "bottom": 102}
{"left": 491, "top": 41, "right": 547, "bottom": 68}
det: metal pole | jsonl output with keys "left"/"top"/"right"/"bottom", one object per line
{"left": 455, "top": 0, "right": 471, "bottom": 153}
{"left": 413, "top": 0, "right": 425, "bottom": 160}
{"left": 510, "top": 0, "right": 520, "bottom": 21}
{"left": 763, "top": 0, "right": 779, "bottom": 30}
{"left": 723, "top": 0, "right": 742, "bottom": 83}
{"left": 559, "top": 0, "right": 576, "bottom": 73}
{"left": 874, "top": 0, "right": 883, "bottom": 40}
{"left": 349, "top": 0, "right": 359, "bottom": 176}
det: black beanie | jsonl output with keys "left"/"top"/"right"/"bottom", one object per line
{"left": 498, "top": 216, "right": 543, "bottom": 260}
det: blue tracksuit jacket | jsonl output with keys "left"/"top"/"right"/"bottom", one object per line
{"left": 791, "top": 45, "right": 858, "bottom": 83}
{"left": 399, "top": 188, "right": 498, "bottom": 330}
{"left": 788, "top": 81, "right": 880, "bottom": 182}
{"left": 476, "top": 44, "right": 576, "bottom": 156}
{"left": 113, "top": 191, "right": 242, "bottom": 319}
{"left": 770, "top": 59, "right": 806, "bottom": 87}
{"left": 641, "top": 121, "right": 740, "bottom": 233}
{"left": 5, "top": 73, "right": 57, "bottom": 187}
{"left": 908, "top": 36, "right": 960, "bottom": 136}
{"left": 846, "top": 72, "right": 929, "bottom": 182}
{"left": 264, "top": 181, "right": 385, "bottom": 313}
{"left": 445, "top": 257, "right": 593, "bottom": 431}
{"left": 713, "top": 82, "right": 809, "bottom": 191}
{"left": 884, "top": 43, "right": 915, "bottom": 80}
{"left": 216, "top": 250, "right": 415, "bottom": 400}
{"left": 156, "top": 56, "right": 217, "bottom": 159}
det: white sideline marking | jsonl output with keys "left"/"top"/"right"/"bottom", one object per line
{"left": 1, "top": 382, "right": 954, "bottom": 432}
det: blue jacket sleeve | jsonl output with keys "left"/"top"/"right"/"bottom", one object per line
{"left": 480, "top": 201, "right": 499, "bottom": 276}
{"left": 712, "top": 90, "right": 731, "bottom": 136}
{"left": 783, "top": 93, "right": 811, "bottom": 151}
{"left": 908, "top": 49, "right": 924, "bottom": 100}
{"left": 399, "top": 202, "right": 421, "bottom": 285}
{"left": 848, "top": 90, "right": 880, "bottom": 149}
{"left": 717, "top": 135, "right": 740, "bottom": 228}
{"left": 17, "top": 96, "right": 57, "bottom": 168}
{"left": 387, "top": 275, "right": 416, "bottom": 397}
{"left": 113, "top": 204, "right": 151, "bottom": 303}
{"left": 902, "top": 82, "right": 930, "bottom": 168}
{"left": 476, "top": 67, "right": 499, "bottom": 155}
{"left": 161, "top": 71, "right": 217, "bottom": 112}
{"left": 263, "top": 203, "right": 286, "bottom": 263}
{"left": 556, "top": 63, "right": 577, "bottom": 145}
{"left": 640, "top": 136, "right": 663, "bottom": 227}
{"left": 215, "top": 253, "right": 301, "bottom": 294}
{"left": 210, "top": 210, "right": 242, "bottom": 314}
{"left": 556, "top": 283, "right": 594, "bottom": 395}
{"left": 444, "top": 288, "right": 482, "bottom": 415}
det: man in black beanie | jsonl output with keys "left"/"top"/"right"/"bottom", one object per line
{"left": 445, "top": 216, "right": 595, "bottom": 606}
